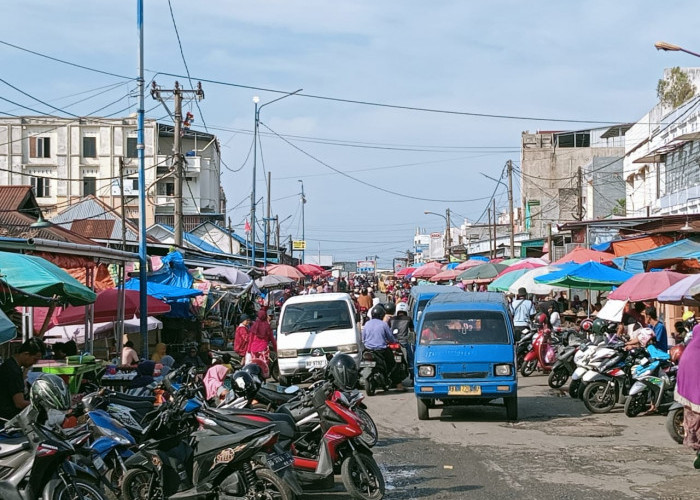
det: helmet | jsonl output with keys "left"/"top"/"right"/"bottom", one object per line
{"left": 682, "top": 310, "right": 695, "bottom": 322}
{"left": 367, "top": 287, "right": 373, "bottom": 293}
{"left": 670, "top": 344, "right": 685, "bottom": 363}
{"left": 241, "top": 361, "right": 267, "bottom": 382}
{"left": 536, "top": 313, "right": 547, "bottom": 325}
{"left": 230, "top": 370, "right": 262, "bottom": 400}
{"left": 371, "top": 304, "right": 386, "bottom": 320}
{"left": 383, "top": 302, "right": 396, "bottom": 315}
{"left": 580, "top": 318, "right": 593, "bottom": 332}
{"left": 327, "top": 353, "right": 359, "bottom": 391}
{"left": 30, "top": 374, "right": 71, "bottom": 413}
{"left": 606, "top": 323, "right": 618, "bottom": 334}
{"left": 592, "top": 318, "right": 606, "bottom": 335}
{"left": 396, "top": 302, "right": 408, "bottom": 313}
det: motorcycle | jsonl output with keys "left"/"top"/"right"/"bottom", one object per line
{"left": 515, "top": 328, "right": 535, "bottom": 370}
{"left": 666, "top": 402, "right": 686, "bottom": 444}
{"left": 360, "top": 343, "right": 409, "bottom": 396}
{"left": 624, "top": 349, "right": 676, "bottom": 418}
{"left": 547, "top": 331, "right": 584, "bottom": 388}
{"left": 520, "top": 328, "right": 558, "bottom": 377}
{"left": 0, "top": 406, "right": 111, "bottom": 500}
{"left": 581, "top": 345, "right": 644, "bottom": 414}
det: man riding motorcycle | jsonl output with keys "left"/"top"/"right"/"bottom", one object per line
{"left": 362, "top": 304, "right": 405, "bottom": 391}
{"left": 389, "top": 302, "right": 415, "bottom": 381}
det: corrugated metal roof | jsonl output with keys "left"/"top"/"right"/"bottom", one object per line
{"left": 51, "top": 195, "right": 139, "bottom": 241}
{"left": 0, "top": 186, "right": 38, "bottom": 214}
{"left": 70, "top": 219, "right": 116, "bottom": 240}
{"left": 0, "top": 211, "right": 102, "bottom": 246}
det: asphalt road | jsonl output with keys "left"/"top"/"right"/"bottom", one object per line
{"left": 305, "top": 374, "right": 698, "bottom": 499}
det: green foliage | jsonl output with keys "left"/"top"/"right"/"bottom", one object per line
{"left": 611, "top": 198, "right": 626, "bottom": 216}
{"left": 657, "top": 67, "right": 696, "bottom": 108}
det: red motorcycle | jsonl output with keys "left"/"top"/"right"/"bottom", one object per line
{"left": 520, "top": 327, "right": 558, "bottom": 377}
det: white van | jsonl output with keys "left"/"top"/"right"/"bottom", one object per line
{"left": 276, "top": 293, "right": 361, "bottom": 384}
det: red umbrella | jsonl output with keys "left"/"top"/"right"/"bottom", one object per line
{"left": 55, "top": 288, "right": 171, "bottom": 326}
{"left": 297, "top": 264, "right": 324, "bottom": 276}
{"left": 429, "top": 269, "right": 461, "bottom": 282}
{"left": 424, "top": 261, "right": 443, "bottom": 269}
{"left": 266, "top": 264, "right": 305, "bottom": 279}
{"left": 608, "top": 270, "right": 687, "bottom": 301}
{"left": 554, "top": 247, "right": 614, "bottom": 265}
{"left": 411, "top": 266, "right": 440, "bottom": 279}
{"left": 456, "top": 260, "right": 484, "bottom": 271}
{"left": 496, "top": 261, "right": 545, "bottom": 277}
{"left": 396, "top": 267, "right": 415, "bottom": 277}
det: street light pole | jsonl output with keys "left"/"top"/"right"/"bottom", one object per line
{"left": 424, "top": 210, "right": 450, "bottom": 260}
{"left": 298, "top": 179, "right": 305, "bottom": 264}
{"left": 655, "top": 41, "right": 700, "bottom": 59}
{"left": 250, "top": 89, "right": 302, "bottom": 268}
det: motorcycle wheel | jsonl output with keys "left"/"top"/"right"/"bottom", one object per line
{"left": 568, "top": 379, "right": 581, "bottom": 399}
{"left": 52, "top": 477, "right": 114, "bottom": 500}
{"left": 623, "top": 391, "right": 649, "bottom": 418}
{"left": 341, "top": 452, "right": 385, "bottom": 500}
{"left": 520, "top": 359, "right": 537, "bottom": 377}
{"left": 121, "top": 468, "right": 162, "bottom": 500}
{"left": 516, "top": 353, "right": 525, "bottom": 370}
{"left": 547, "top": 366, "right": 569, "bottom": 389}
{"left": 270, "top": 360, "right": 280, "bottom": 382}
{"left": 666, "top": 406, "right": 685, "bottom": 444}
{"left": 356, "top": 408, "right": 379, "bottom": 447}
{"left": 366, "top": 377, "right": 377, "bottom": 397}
{"left": 582, "top": 380, "right": 617, "bottom": 414}
{"left": 249, "top": 467, "right": 295, "bottom": 500}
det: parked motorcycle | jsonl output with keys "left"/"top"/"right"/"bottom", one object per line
{"left": 624, "top": 349, "right": 676, "bottom": 417}
{"left": 581, "top": 345, "right": 644, "bottom": 414}
{"left": 666, "top": 402, "right": 686, "bottom": 444}
{"left": 516, "top": 328, "right": 535, "bottom": 370}
{"left": 360, "top": 342, "right": 409, "bottom": 395}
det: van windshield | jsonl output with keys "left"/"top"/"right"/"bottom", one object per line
{"left": 280, "top": 301, "right": 353, "bottom": 334}
{"left": 419, "top": 311, "right": 509, "bottom": 345}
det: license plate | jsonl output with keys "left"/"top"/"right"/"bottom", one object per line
{"left": 93, "top": 455, "right": 106, "bottom": 472}
{"left": 448, "top": 385, "right": 481, "bottom": 396}
{"left": 305, "top": 358, "right": 327, "bottom": 369}
{"left": 267, "top": 451, "right": 294, "bottom": 472}
{"left": 394, "top": 355, "right": 402, "bottom": 362}
{"left": 360, "top": 361, "right": 376, "bottom": 367}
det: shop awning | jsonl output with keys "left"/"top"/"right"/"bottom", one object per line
{"left": 613, "top": 238, "right": 700, "bottom": 273}
{"left": 123, "top": 279, "right": 203, "bottom": 301}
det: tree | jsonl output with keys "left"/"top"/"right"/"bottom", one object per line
{"left": 657, "top": 67, "right": 696, "bottom": 108}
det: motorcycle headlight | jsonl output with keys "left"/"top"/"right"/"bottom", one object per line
{"left": 494, "top": 364, "right": 512, "bottom": 376}
{"left": 418, "top": 365, "right": 435, "bottom": 377}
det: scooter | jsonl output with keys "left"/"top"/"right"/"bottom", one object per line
{"left": 520, "top": 328, "right": 557, "bottom": 377}
{"left": 666, "top": 402, "right": 685, "bottom": 444}
{"left": 581, "top": 346, "right": 644, "bottom": 414}
{"left": 360, "top": 343, "right": 409, "bottom": 395}
{"left": 624, "top": 350, "right": 676, "bottom": 417}
{"left": 516, "top": 328, "right": 535, "bottom": 370}
{"left": 548, "top": 335, "right": 583, "bottom": 388}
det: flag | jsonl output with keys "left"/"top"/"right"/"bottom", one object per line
{"left": 244, "top": 219, "right": 251, "bottom": 233}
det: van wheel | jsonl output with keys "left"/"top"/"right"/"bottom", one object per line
{"left": 417, "top": 398, "right": 430, "bottom": 420}
{"left": 504, "top": 396, "right": 518, "bottom": 421}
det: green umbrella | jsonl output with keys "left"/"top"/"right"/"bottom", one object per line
{"left": 500, "top": 258, "right": 522, "bottom": 266}
{"left": 487, "top": 268, "right": 530, "bottom": 292}
{"left": 0, "top": 251, "right": 97, "bottom": 306}
{"left": 0, "top": 308, "right": 17, "bottom": 344}
{"left": 457, "top": 263, "right": 509, "bottom": 283}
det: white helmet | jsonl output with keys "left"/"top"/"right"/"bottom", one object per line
{"left": 396, "top": 302, "right": 408, "bottom": 313}
{"left": 367, "top": 287, "right": 373, "bottom": 293}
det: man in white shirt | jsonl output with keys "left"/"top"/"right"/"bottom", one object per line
{"left": 549, "top": 303, "right": 562, "bottom": 329}
{"left": 509, "top": 287, "right": 536, "bottom": 341}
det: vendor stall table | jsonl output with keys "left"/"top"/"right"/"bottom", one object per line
{"left": 32, "top": 359, "right": 104, "bottom": 394}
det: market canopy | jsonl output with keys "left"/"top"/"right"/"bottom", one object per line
{"left": 203, "top": 266, "right": 252, "bottom": 286}
{"left": 608, "top": 270, "right": 688, "bottom": 301}
{"left": 396, "top": 267, "right": 415, "bottom": 277}
{"left": 455, "top": 259, "right": 486, "bottom": 271}
{"left": 507, "top": 265, "right": 570, "bottom": 295}
{"left": 591, "top": 234, "right": 673, "bottom": 257}
{"left": 0, "top": 250, "right": 96, "bottom": 306}
{"left": 457, "top": 263, "right": 508, "bottom": 283}
{"left": 553, "top": 247, "right": 615, "bottom": 265}
{"left": 123, "top": 279, "right": 203, "bottom": 301}
{"left": 44, "top": 316, "right": 163, "bottom": 345}
{"left": 488, "top": 268, "right": 530, "bottom": 292}
{"left": 255, "top": 274, "right": 295, "bottom": 289}
{"left": 535, "top": 261, "right": 633, "bottom": 291}
{"left": 613, "top": 238, "right": 700, "bottom": 274}
{"left": 266, "top": 264, "right": 305, "bottom": 279}
{"left": 297, "top": 264, "right": 325, "bottom": 276}
{"left": 429, "top": 269, "right": 461, "bottom": 282}
{"left": 497, "top": 260, "right": 546, "bottom": 276}
{"left": 55, "top": 288, "right": 171, "bottom": 326}
{"left": 657, "top": 274, "right": 700, "bottom": 306}
{"left": 0, "top": 308, "right": 17, "bottom": 344}
{"left": 411, "top": 266, "right": 441, "bottom": 279}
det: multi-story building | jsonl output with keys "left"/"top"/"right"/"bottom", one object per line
{"left": 0, "top": 116, "right": 223, "bottom": 229}
{"left": 520, "top": 125, "right": 628, "bottom": 239}
{"left": 624, "top": 68, "right": 700, "bottom": 217}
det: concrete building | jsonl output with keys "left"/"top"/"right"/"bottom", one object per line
{"left": 624, "top": 68, "right": 700, "bottom": 217}
{"left": 0, "top": 116, "right": 223, "bottom": 229}
{"left": 520, "top": 125, "right": 628, "bottom": 239}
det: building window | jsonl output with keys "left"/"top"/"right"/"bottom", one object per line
{"left": 556, "top": 132, "right": 591, "bottom": 148}
{"left": 157, "top": 182, "right": 175, "bottom": 196}
{"left": 126, "top": 137, "right": 138, "bottom": 158}
{"left": 29, "top": 137, "right": 51, "bottom": 158}
{"left": 83, "top": 137, "right": 97, "bottom": 158}
{"left": 83, "top": 177, "right": 96, "bottom": 196}
{"left": 30, "top": 177, "right": 50, "bottom": 197}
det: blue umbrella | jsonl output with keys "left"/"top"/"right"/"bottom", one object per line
{"left": 535, "top": 261, "right": 633, "bottom": 291}
{"left": 0, "top": 309, "right": 17, "bottom": 344}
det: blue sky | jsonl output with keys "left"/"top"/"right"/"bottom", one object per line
{"left": 3, "top": 1, "right": 700, "bottom": 266}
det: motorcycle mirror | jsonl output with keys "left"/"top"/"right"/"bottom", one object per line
{"left": 284, "top": 385, "right": 300, "bottom": 394}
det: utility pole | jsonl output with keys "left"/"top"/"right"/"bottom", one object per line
{"left": 575, "top": 165, "right": 583, "bottom": 221}
{"left": 492, "top": 198, "right": 497, "bottom": 259}
{"left": 547, "top": 223, "right": 553, "bottom": 261}
{"left": 507, "top": 159, "right": 515, "bottom": 258}
{"left": 487, "top": 207, "right": 492, "bottom": 259}
{"left": 227, "top": 216, "right": 233, "bottom": 255}
{"left": 275, "top": 215, "right": 280, "bottom": 261}
{"left": 299, "top": 180, "right": 306, "bottom": 264}
{"left": 445, "top": 208, "right": 452, "bottom": 262}
{"left": 150, "top": 81, "right": 204, "bottom": 246}
{"left": 266, "top": 172, "right": 272, "bottom": 250}
{"left": 119, "top": 157, "right": 127, "bottom": 251}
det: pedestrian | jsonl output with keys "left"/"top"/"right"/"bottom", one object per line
{"left": 130, "top": 360, "right": 155, "bottom": 390}
{"left": 509, "top": 287, "right": 536, "bottom": 342}
{"left": 159, "top": 355, "right": 175, "bottom": 377}
{"left": 203, "top": 363, "right": 231, "bottom": 401}
{"left": 151, "top": 342, "right": 167, "bottom": 363}
{"left": 234, "top": 314, "right": 252, "bottom": 358}
{"left": 121, "top": 340, "right": 139, "bottom": 366}
{"left": 0, "top": 338, "right": 45, "bottom": 421}
{"left": 246, "top": 309, "right": 277, "bottom": 379}
{"left": 357, "top": 289, "right": 373, "bottom": 311}
{"left": 182, "top": 346, "right": 205, "bottom": 369}
{"left": 644, "top": 306, "right": 669, "bottom": 352}
{"left": 674, "top": 323, "right": 700, "bottom": 469}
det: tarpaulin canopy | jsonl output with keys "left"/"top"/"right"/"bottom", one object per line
{"left": 535, "top": 261, "right": 633, "bottom": 291}
{"left": 613, "top": 238, "right": 700, "bottom": 274}
{"left": 657, "top": 274, "right": 700, "bottom": 306}
{"left": 487, "top": 268, "right": 530, "bottom": 292}
{"left": 0, "top": 250, "right": 96, "bottom": 306}
{"left": 395, "top": 267, "right": 415, "bottom": 277}
{"left": 54, "top": 288, "right": 171, "bottom": 326}
{"left": 507, "top": 265, "right": 570, "bottom": 295}
{"left": 297, "top": 264, "right": 325, "bottom": 276}
{"left": 591, "top": 234, "right": 673, "bottom": 256}
{"left": 124, "top": 279, "right": 203, "bottom": 301}
{"left": 455, "top": 260, "right": 485, "bottom": 271}
{"left": 608, "top": 270, "right": 688, "bottom": 301}
{"left": 0, "top": 308, "right": 17, "bottom": 344}
{"left": 596, "top": 299, "right": 627, "bottom": 322}
{"left": 553, "top": 247, "right": 615, "bottom": 265}
{"left": 203, "top": 266, "right": 252, "bottom": 286}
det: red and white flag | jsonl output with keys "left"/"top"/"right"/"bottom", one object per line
{"left": 244, "top": 219, "right": 251, "bottom": 233}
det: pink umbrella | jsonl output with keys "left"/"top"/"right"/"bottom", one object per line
{"left": 429, "top": 269, "right": 461, "bottom": 282}
{"left": 411, "top": 266, "right": 441, "bottom": 279}
{"left": 396, "top": 267, "right": 415, "bottom": 277}
{"left": 554, "top": 247, "right": 614, "bottom": 265}
{"left": 497, "top": 261, "right": 546, "bottom": 277}
{"left": 423, "top": 261, "right": 443, "bottom": 269}
{"left": 608, "top": 270, "right": 687, "bottom": 301}
{"left": 266, "top": 264, "right": 305, "bottom": 279}
{"left": 456, "top": 260, "right": 484, "bottom": 271}
{"left": 297, "top": 264, "right": 324, "bottom": 276}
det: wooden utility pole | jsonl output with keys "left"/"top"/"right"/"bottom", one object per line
{"left": 487, "top": 207, "right": 492, "bottom": 259}
{"left": 492, "top": 198, "right": 497, "bottom": 259}
{"left": 507, "top": 160, "right": 514, "bottom": 258}
{"left": 275, "top": 215, "right": 280, "bottom": 257}
{"left": 575, "top": 165, "right": 583, "bottom": 221}
{"left": 547, "top": 223, "right": 553, "bottom": 261}
{"left": 266, "top": 172, "right": 272, "bottom": 250}
{"left": 228, "top": 216, "right": 234, "bottom": 255}
{"left": 119, "top": 157, "right": 127, "bottom": 251}
{"left": 445, "top": 208, "right": 452, "bottom": 262}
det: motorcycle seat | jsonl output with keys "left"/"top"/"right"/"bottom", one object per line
{"left": 194, "top": 425, "right": 275, "bottom": 456}
{"left": 0, "top": 436, "right": 30, "bottom": 458}
{"left": 108, "top": 392, "right": 156, "bottom": 404}
{"left": 257, "top": 386, "right": 296, "bottom": 406}
{"left": 207, "top": 409, "right": 297, "bottom": 441}
{"left": 108, "top": 398, "right": 154, "bottom": 411}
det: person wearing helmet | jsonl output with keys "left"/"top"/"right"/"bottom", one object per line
{"left": 389, "top": 302, "right": 415, "bottom": 380}
{"left": 327, "top": 353, "right": 359, "bottom": 391}
{"left": 361, "top": 304, "right": 404, "bottom": 390}
{"left": 644, "top": 306, "right": 668, "bottom": 352}
{"left": 591, "top": 318, "right": 607, "bottom": 335}
{"left": 509, "top": 287, "right": 536, "bottom": 342}
{"left": 682, "top": 311, "right": 697, "bottom": 343}
{"left": 27, "top": 373, "right": 72, "bottom": 428}
{"left": 0, "top": 337, "right": 45, "bottom": 420}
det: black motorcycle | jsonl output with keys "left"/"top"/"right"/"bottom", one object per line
{"left": 516, "top": 328, "right": 535, "bottom": 369}
{"left": 0, "top": 406, "right": 110, "bottom": 500}
{"left": 360, "top": 342, "right": 409, "bottom": 396}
